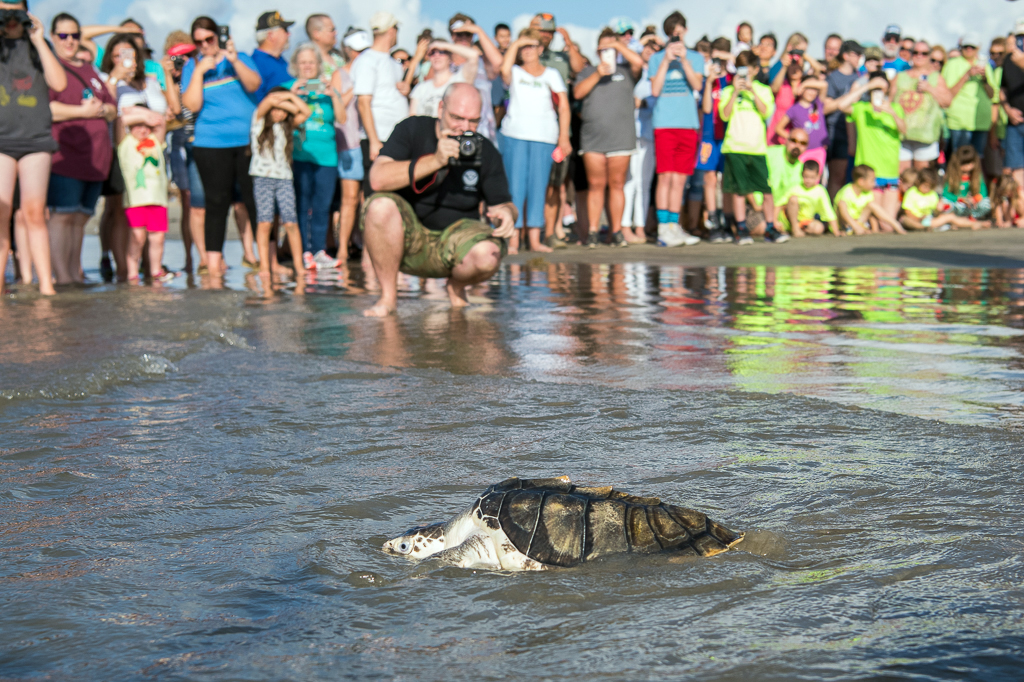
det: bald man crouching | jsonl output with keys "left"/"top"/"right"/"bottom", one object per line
{"left": 362, "top": 82, "right": 517, "bottom": 316}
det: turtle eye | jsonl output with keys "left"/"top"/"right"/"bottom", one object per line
{"left": 398, "top": 541, "right": 411, "bottom": 554}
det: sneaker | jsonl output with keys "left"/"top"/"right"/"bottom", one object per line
{"left": 708, "top": 228, "right": 731, "bottom": 244}
{"left": 302, "top": 251, "right": 316, "bottom": 271}
{"left": 313, "top": 250, "right": 341, "bottom": 269}
{"left": 586, "top": 232, "right": 600, "bottom": 248}
{"left": 735, "top": 229, "right": 754, "bottom": 245}
{"left": 611, "top": 232, "right": 628, "bottom": 248}
{"left": 763, "top": 228, "right": 790, "bottom": 244}
{"left": 153, "top": 269, "right": 175, "bottom": 283}
{"left": 544, "top": 234, "right": 568, "bottom": 250}
{"left": 657, "top": 223, "right": 686, "bottom": 247}
{"left": 678, "top": 229, "right": 701, "bottom": 246}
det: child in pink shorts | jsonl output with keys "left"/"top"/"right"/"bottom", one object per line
{"left": 118, "top": 108, "right": 172, "bottom": 282}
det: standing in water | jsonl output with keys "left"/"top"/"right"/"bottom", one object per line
{"left": 0, "top": 1, "right": 66, "bottom": 296}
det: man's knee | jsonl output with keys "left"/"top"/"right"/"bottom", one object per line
{"left": 364, "top": 196, "right": 400, "bottom": 229}
{"left": 461, "top": 240, "right": 501, "bottom": 275}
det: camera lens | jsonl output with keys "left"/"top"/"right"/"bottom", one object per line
{"left": 460, "top": 137, "right": 478, "bottom": 156}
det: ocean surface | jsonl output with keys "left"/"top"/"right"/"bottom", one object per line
{"left": 3, "top": 245, "right": 1024, "bottom": 680}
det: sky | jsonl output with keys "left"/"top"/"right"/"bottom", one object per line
{"left": 31, "top": 0, "right": 1024, "bottom": 61}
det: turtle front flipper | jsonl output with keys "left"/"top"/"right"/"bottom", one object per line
{"left": 431, "top": 533, "right": 502, "bottom": 570}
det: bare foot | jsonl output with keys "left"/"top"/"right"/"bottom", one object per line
{"left": 363, "top": 300, "right": 396, "bottom": 317}
{"left": 530, "top": 242, "right": 554, "bottom": 253}
{"left": 447, "top": 281, "right": 470, "bottom": 308}
{"left": 507, "top": 247, "right": 519, "bottom": 255}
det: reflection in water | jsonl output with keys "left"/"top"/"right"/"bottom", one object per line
{"left": 284, "top": 263, "right": 1024, "bottom": 425}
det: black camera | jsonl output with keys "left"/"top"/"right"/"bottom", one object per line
{"left": 171, "top": 55, "right": 187, "bottom": 69}
{"left": 217, "top": 25, "right": 230, "bottom": 49}
{"left": 0, "top": 8, "right": 32, "bottom": 28}
{"left": 448, "top": 131, "right": 483, "bottom": 167}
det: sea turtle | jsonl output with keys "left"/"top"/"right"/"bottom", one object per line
{"left": 382, "top": 476, "right": 744, "bottom": 570}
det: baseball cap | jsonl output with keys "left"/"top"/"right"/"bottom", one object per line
{"left": 883, "top": 24, "right": 901, "bottom": 40}
{"left": 167, "top": 43, "right": 196, "bottom": 57}
{"left": 864, "top": 46, "right": 884, "bottom": 61}
{"left": 255, "top": 11, "right": 294, "bottom": 32}
{"left": 960, "top": 31, "right": 981, "bottom": 48}
{"left": 534, "top": 13, "right": 556, "bottom": 32}
{"left": 840, "top": 40, "right": 863, "bottom": 57}
{"left": 610, "top": 17, "right": 635, "bottom": 35}
{"left": 343, "top": 29, "right": 372, "bottom": 51}
{"left": 369, "top": 11, "right": 399, "bottom": 33}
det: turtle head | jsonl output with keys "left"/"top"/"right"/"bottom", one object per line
{"left": 383, "top": 523, "right": 446, "bottom": 560}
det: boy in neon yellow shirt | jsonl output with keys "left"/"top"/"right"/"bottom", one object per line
{"left": 900, "top": 168, "right": 975, "bottom": 231}
{"left": 835, "top": 165, "right": 905, "bottom": 235}
{"left": 778, "top": 161, "right": 838, "bottom": 236}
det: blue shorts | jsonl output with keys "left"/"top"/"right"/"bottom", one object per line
{"left": 695, "top": 139, "right": 724, "bottom": 173}
{"left": 338, "top": 147, "right": 364, "bottom": 181}
{"left": 187, "top": 152, "right": 205, "bottom": 209}
{"left": 1006, "top": 123, "right": 1024, "bottom": 170}
{"left": 46, "top": 173, "right": 103, "bottom": 215}
{"left": 875, "top": 177, "right": 899, "bottom": 190}
{"left": 168, "top": 129, "right": 190, "bottom": 192}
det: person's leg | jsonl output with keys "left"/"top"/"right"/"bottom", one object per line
{"left": 47, "top": 211, "right": 77, "bottom": 284}
{"left": 148, "top": 231, "right": 166, "bottom": 277}
{"left": 605, "top": 155, "right": 630, "bottom": 237}
{"left": 583, "top": 152, "right": 607, "bottom": 238}
{"left": 879, "top": 187, "right": 900, "bottom": 227}
{"left": 541, "top": 174, "right": 561, "bottom": 246}
{"left": 193, "top": 147, "right": 234, "bottom": 276}
{"left": 339, "top": 179, "right": 361, "bottom": 260}
{"left": 786, "top": 197, "right": 803, "bottom": 237}
{"left": 528, "top": 141, "right": 555, "bottom": 252}
{"left": 17, "top": 153, "right": 55, "bottom": 295}
{"left": 447, "top": 239, "right": 502, "bottom": 307}
{"left": 0, "top": 154, "right": 15, "bottom": 295}
{"left": 502, "top": 136, "right": 528, "bottom": 254}
{"left": 125, "top": 224, "right": 145, "bottom": 281}
{"left": 362, "top": 196, "right": 405, "bottom": 317}
{"left": 621, "top": 145, "right": 641, "bottom": 238}
{"left": 234, "top": 146, "right": 258, "bottom": 266}
{"left": 310, "top": 164, "right": 337, "bottom": 255}
{"left": 293, "top": 160, "right": 315, "bottom": 255}
{"left": 180, "top": 190, "right": 193, "bottom": 273}
{"left": 805, "top": 219, "right": 825, "bottom": 236}
{"left": 187, "top": 153, "right": 207, "bottom": 269}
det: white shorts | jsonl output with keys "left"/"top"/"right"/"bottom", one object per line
{"left": 899, "top": 140, "right": 940, "bottom": 162}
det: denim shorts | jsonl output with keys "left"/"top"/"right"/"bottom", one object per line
{"left": 1006, "top": 123, "right": 1024, "bottom": 170}
{"left": 338, "top": 146, "right": 365, "bottom": 181}
{"left": 187, "top": 152, "right": 205, "bottom": 209}
{"left": 46, "top": 173, "right": 103, "bottom": 215}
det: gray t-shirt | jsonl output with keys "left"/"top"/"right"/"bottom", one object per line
{"left": 576, "top": 64, "right": 637, "bottom": 154}
{"left": 826, "top": 69, "right": 859, "bottom": 143}
{"left": 0, "top": 38, "right": 56, "bottom": 153}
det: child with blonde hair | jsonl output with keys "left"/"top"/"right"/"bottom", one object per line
{"left": 117, "top": 107, "right": 173, "bottom": 282}
{"left": 993, "top": 176, "right": 1024, "bottom": 228}
{"left": 900, "top": 169, "right": 975, "bottom": 231}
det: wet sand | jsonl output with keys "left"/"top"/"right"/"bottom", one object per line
{"left": 85, "top": 197, "right": 1024, "bottom": 269}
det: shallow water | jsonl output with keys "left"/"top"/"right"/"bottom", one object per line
{"left": 3, "top": 255, "right": 1024, "bottom": 680}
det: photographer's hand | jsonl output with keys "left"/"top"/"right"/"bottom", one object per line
{"left": 486, "top": 204, "right": 516, "bottom": 238}
{"left": 434, "top": 128, "right": 460, "bottom": 167}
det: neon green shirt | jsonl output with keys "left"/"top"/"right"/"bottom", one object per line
{"left": 941, "top": 57, "right": 996, "bottom": 131}
{"left": 719, "top": 81, "right": 775, "bottom": 155}
{"left": 778, "top": 184, "right": 836, "bottom": 231}
{"left": 765, "top": 145, "right": 804, "bottom": 204}
{"left": 835, "top": 183, "right": 875, "bottom": 221}
{"left": 902, "top": 186, "right": 940, "bottom": 218}
{"left": 850, "top": 101, "right": 904, "bottom": 180}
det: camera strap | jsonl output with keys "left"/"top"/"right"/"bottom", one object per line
{"left": 410, "top": 155, "right": 440, "bottom": 194}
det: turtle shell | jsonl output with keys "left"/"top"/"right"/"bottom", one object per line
{"left": 473, "top": 477, "right": 744, "bottom": 568}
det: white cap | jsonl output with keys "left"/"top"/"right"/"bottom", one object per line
{"left": 369, "top": 11, "right": 398, "bottom": 33}
{"left": 343, "top": 30, "right": 372, "bottom": 51}
{"left": 960, "top": 31, "right": 982, "bottom": 48}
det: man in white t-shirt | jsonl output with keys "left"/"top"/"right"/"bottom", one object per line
{"left": 352, "top": 11, "right": 411, "bottom": 161}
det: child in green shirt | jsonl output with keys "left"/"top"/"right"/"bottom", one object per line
{"left": 940, "top": 145, "right": 992, "bottom": 223}
{"left": 835, "top": 165, "right": 904, "bottom": 235}
{"left": 779, "top": 160, "right": 838, "bottom": 236}
{"left": 901, "top": 168, "right": 976, "bottom": 231}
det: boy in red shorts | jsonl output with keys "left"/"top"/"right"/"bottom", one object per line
{"left": 648, "top": 11, "right": 704, "bottom": 246}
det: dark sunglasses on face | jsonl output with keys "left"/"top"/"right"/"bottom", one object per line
{"left": 195, "top": 35, "right": 217, "bottom": 46}
{"left": 913, "top": 50, "right": 930, "bottom": 56}
{"left": 931, "top": 58, "right": 943, "bottom": 65}
{"left": 56, "top": 32, "right": 81, "bottom": 40}
{"left": 791, "top": 138, "right": 809, "bottom": 147}
{"left": 428, "top": 49, "right": 448, "bottom": 57}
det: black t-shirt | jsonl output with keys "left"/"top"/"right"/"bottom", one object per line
{"left": 1002, "top": 58, "right": 1024, "bottom": 112}
{"left": 379, "top": 116, "right": 512, "bottom": 231}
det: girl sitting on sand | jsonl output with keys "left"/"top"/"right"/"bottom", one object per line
{"left": 992, "top": 176, "right": 1024, "bottom": 228}
{"left": 900, "top": 169, "right": 977, "bottom": 231}
{"left": 940, "top": 146, "right": 991, "bottom": 227}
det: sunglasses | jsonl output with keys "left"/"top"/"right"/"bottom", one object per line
{"left": 427, "top": 49, "right": 449, "bottom": 57}
{"left": 790, "top": 139, "right": 809, "bottom": 146}
{"left": 931, "top": 58, "right": 944, "bottom": 65}
{"left": 56, "top": 32, "right": 81, "bottom": 40}
{"left": 195, "top": 35, "right": 217, "bottom": 46}
{"left": 913, "top": 50, "right": 930, "bottom": 56}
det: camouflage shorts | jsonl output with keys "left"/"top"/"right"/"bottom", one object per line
{"left": 362, "top": 193, "right": 506, "bottom": 279}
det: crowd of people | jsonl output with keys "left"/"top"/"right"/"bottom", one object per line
{"left": 4, "top": 2, "right": 1024, "bottom": 308}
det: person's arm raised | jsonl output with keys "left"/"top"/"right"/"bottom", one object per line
{"left": 834, "top": 79, "right": 872, "bottom": 114}
{"left": 465, "top": 22, "right": 503, "bottom": 76}
{"left": 442, "top": 41, "right": 479, "bottom": 82}
{"left": 613, "top": 41, "right": 645, "bottom": 78}
{"left": 181, "top": 57, "right": 215, "bottom": 112}
{"left": 557, "top": 27, "right": 587, "bottom": 75}
{"left": 650, "top": 45, "right": 675, "bottom": 97}
{"left": 28, "top": 14, "right": 66, "bottom": 91}
{"left": 573, "top": 65, "right": 607, "bottom": 101}
{"left": 225, "top": 41, "right": 261, "bottom": 93}
{"left": 501, "top": 38, "right": 527, "bottom": 86}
